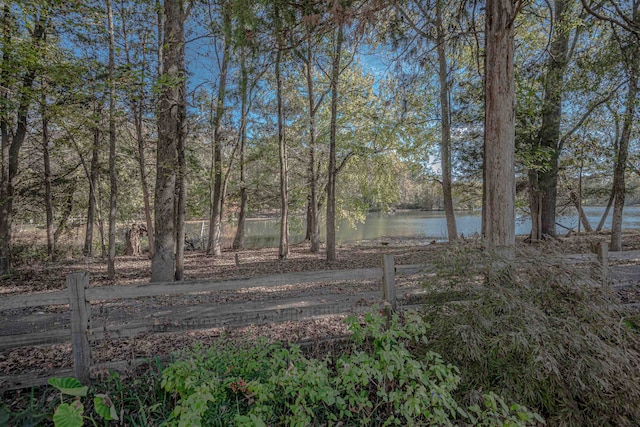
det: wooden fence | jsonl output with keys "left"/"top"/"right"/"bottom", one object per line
{"left": 0, "top": 255, "right": 424, "bottom": 391}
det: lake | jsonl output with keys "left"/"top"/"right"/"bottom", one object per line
{"left": 186, "top": 206, "right": 640, "bottom": 249}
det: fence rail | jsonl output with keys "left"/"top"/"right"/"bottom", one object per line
{"left": 1, "top": 255, "right": 426, "bottom": 390}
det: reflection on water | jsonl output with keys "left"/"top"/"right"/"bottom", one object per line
{"left": 185, "top": 206, "right": 640, "bottom": 249}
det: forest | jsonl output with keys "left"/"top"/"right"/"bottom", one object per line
{"left": 2, "top": 0, "right": 640, "bottom": 425}
{"left": 0, "top": 0, "right": 637, "bottom": 280}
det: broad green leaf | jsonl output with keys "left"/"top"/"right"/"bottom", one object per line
{"left": 48, "top": 378, "right": 88, "bottom": 397}
{"left": 94, "top": 394, "right": 119, "bottom": 421}
{"left": 52, "top": 402, "right": 84, "bottom": 427}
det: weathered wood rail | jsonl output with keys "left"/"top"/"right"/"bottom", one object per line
{"left": 0, "top": 255, "right": 425, "bottom": 390}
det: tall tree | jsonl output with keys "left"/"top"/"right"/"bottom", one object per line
{"left": 527, "top": 0, "right": 573, "bottom": 240}
{"left": 581, "top": 0, "right": 639, "bottom": 250}
{"left": 483, "top": 0, "right": 521, "bottom": 255}
{"left": 610, "top": 40, "right": 638, "bottom": 250}
{"left": 151, "top": 0, "right": 186, "bottom": 282}
{"left": 106, "top": 0, "right": 118, "bottom": 279}
{"left": 326, "top": 21, "right": 343, "bottom": 262}
{"left": 394, "top": 0, "right": 459, "bottom": 242}
{"left": 207, "top": 0, "right": 232, "bottom": 257}
{"left": 119, "top": 0, "right": 157, "bottom": 259}
{"left": 297, "top": 1, "right": 326, "bottom": 254}
{"left": 41, "top": 83, "right": 55, "bottom": 260}
{"left": 84, "top": 102, "right": 102, "bottom": 257}
{"left": 275, "top": 0, "right": 290, "bottom": 260}
{"left": 435, "top": 0, "right": 457, "bottom": 241}
{"left": 0, "top": 3, "right": 48, "bottom": 274}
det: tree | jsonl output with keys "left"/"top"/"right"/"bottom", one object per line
{"left": 119, "top": 0, "right": 158, "bottom": 260}
{"left": 581, "top": 0, "right": 639, "bottom": 250}
{"left": 271, "top": 0, "right": 290, "bottom": 260}
{"left": 0, "top": 3, "right": 48, "bottom": 274}
{"left": 326, "top": 21, "right": 343, "bottom": 262}
{"left": 483, "top": 0, "right": 521, "bottom": 254}
{"left": 207, "top": 0, "right": 232, "bottom": 257}
{"left": 297, "top": 1, "right": 325, "bottom": 254}
{"left": 394, "top": 0, "right": 459, "bottom": 242}
{"left": 151, "top": 0, "right": 186, "bottom": 282}
{"left": 527, "top": 0, "right": 573, "bottom": 240}
{"left": 231, "top": 7, "right": 265, "bottom": 250}
{"left": 106, "top": 0, "right": 118, "bottom": 279}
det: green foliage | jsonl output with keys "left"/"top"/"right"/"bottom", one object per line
{"left": 0, "top": 387, "right": 54, "bottom": 427}
{"left": 48, "top": 377, "right": 118, "bottom": 427}
{"left": 422, "top": 242, "right": 640, "bottom": 426}
{"left": 161, "top": 311, "right": 541, "bottom": 426}
{"left": 92, "top": 359, "right": 172, "bottom": 426}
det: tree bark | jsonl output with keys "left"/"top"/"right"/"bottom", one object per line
{"left": 233, "top": 49, "right": 249, "bottom": 251}
{"left": 596, "top": 188, "right": 615, "bottom": 232}
{"left": 569, "top": 190, "right": 593, "bottom": 232}
{"left": 436, "top": 0, "right": 457, "bottom": 242}
{"left": 106, "top": 0, "right": 118, "bottom": 279}
{"left": 151, "top": 0, "right": 185, "bottom": 282}
{"left": 483, "top": 0, "right": 517, "bottom": 255}
{"left": 326, "top": 23, "right": 343, "bottom": 262}
{"left": 207, "top": 5, "right": 231, "bottom": 257}
{"left": 610, "top": 44, "right": 638, "bottom": 251}
{"left": 304, "top": 35, "right": 321, "bottom": 254}
{"left": 275, "top": 4, "right": 289, "bottom": 261}
{"left": 84, "top": 104, "right": 101, "bottom": 257}
{"left": 42, "top": 89, "right": 55, "bottom": 260}
{"left": 528, "top": 0, "right": 571, "bottom": 239}
{"left": 174, "top": 98, "right": 187, "bottom": 281}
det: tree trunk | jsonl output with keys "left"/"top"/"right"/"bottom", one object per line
{"left": 106, "top": 0, "right": 118, "bottom": 279}
{"left": 174, "top": 101, "right": 187, "bottom": 280}
{"left": 483, "top": 0, "right": 517, "bottom": 255}
{"left": 233, "top": 49, "right": 249, "bottom": 251}
{"left": 120, "top": 1, "right": 155, "bottom": 260}
{"left": 610, "top": 45, "right": 638, "bottom": 251}
{"left": 596, "top": 188, "right": 615, "bottom": 232}
{"left": 528, "top": 0, "right": 571, "bottom": 239}
{"left": 207, "top": 5, "right": 231, "bottom": 257}
{"left": 569, "top": 190, "right": 593, "bottom": 232}
{"left": 326, "top": 24, "right": 343, "bottom": 262}
{"left": 42, "top": 90, "right": 55, "bottom": 261}
{"left": 151, "top": 0, "right": 185, "bottom": 282}
{"left": 304, "top": 36, "right": 321, "bottom": 254}
{"left": 436, "top": 0, "right": 457, "bottom": 242}
{"left": 275, "top": 6, "right": 289, "bottom": 261}
{"left": 53, "top": 179, "right": 75, "bottom": 245}
{"left": 84, "top": 104, "right": 101, "bottom": 257}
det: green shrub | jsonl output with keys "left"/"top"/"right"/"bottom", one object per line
{"left": 421, "top": 242, "right": 640, "bottom": 426}
{"left": 161, "top": 310, "right": 542, "bottom": 426}
{"left": 93, "top": 358, "right": 172, "bottom": 426}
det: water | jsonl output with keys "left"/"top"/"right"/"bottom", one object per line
{"left": 186, "top": 206, "right": 640, "bottom": 249}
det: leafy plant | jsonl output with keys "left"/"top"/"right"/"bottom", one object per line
{"left": 161, "top": 310, "right": 542, "bottom": 426}
{"left": 48, "top": 377, "right": 118, "bottom": 427}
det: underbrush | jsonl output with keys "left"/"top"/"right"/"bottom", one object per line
{"left": 2, "top": 311, "right": 541, "bottom": 426}
{"left": 421, "top": 243, "right": 640, "bottom": 426}
{"left": 160, "top": 311, "right": 541, "bottom": 426}
{"left": 1, "top": 359, "right": 171, "bottom": 426}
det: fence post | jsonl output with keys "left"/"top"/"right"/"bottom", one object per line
{"left": 67, "top": 271, "right": 92, "bottom": 384}
{"left": 597, "top": 240, "right": 608, "bottom": 286}
{"left": 382, "top": 254, "right": 396, "bottom": 311}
